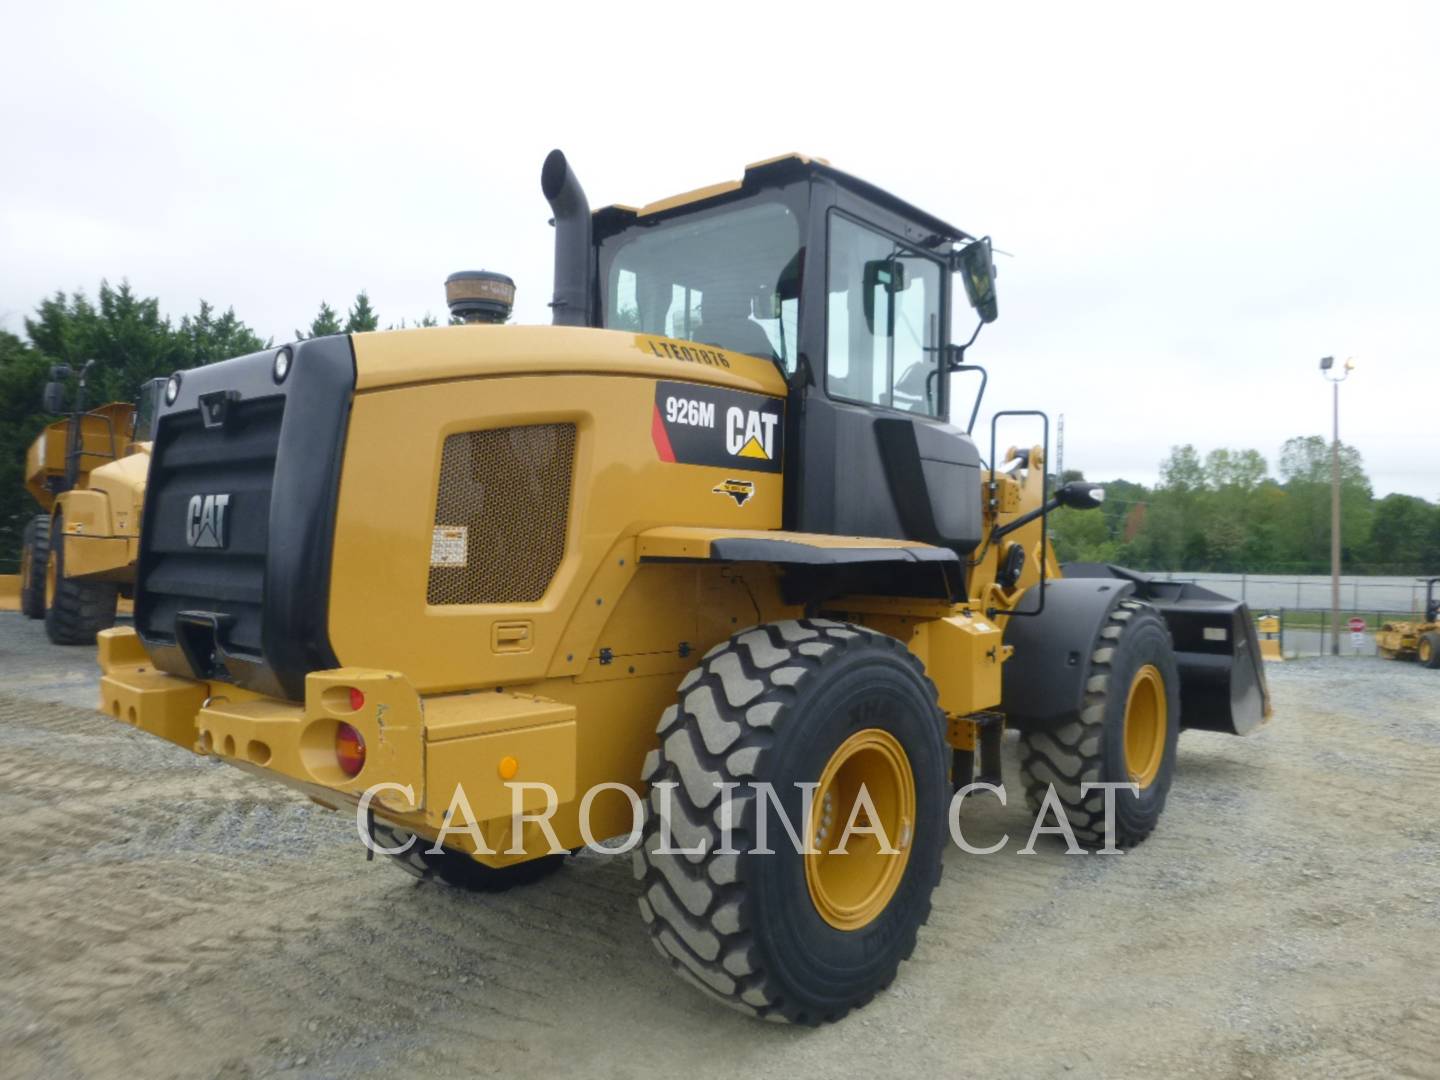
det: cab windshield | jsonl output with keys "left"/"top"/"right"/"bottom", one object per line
{"left": 598, "top": 199, "right": 802, "bottom": 370}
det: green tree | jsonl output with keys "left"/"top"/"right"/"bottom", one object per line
{"left": 0, "top": 331, "right": 50, "bottom": 566}
{"left": 1204, "top": 448, "right": 1267, "bottom": 491}
{"left": 1275, "top": 435, "right": 1373, "bottom": 571}
{"left": 296, "top": 302, "right": 343, "bottom": 340}
{"left": 2, "top": 280, "right": 268, "bottom": 569}
{"left": 26, "top": 281, "right": 180, "bottom": 404}
{"left": 1159, "top": 444, "right": 1206, "bottom": 492}
{"left": 1367, "top": 493, "right": 1437, "bottom": 571}
{"left": 345, "top": 291, "right": 379, "bottom": 333}
{"left": 176, "top": 300, "right": 269, "bottom": 364}
{"left": 1049, "top": 504, "right": 1118, "bottom": 564}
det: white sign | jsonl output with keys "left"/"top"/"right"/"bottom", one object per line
{"left": 430, "top": 525, "right": 468, "bottom": 567}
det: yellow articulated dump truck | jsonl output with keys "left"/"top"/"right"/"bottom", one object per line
{"left": 99, "top": 151, "right": 1270, "bottom": 1023}
{"left": 16, "top": 368, "right": 159, "bottom": 644}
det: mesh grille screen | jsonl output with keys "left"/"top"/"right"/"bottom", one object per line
{"left": 427, "top": 423, "right": 576, "bottom": 605}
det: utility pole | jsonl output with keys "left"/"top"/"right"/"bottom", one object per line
{"left": 1056, "top": 413, "right": 1065, "bottom": 478}
{"left": 1319, "top": 356, "right": 1355, "bottom": 656}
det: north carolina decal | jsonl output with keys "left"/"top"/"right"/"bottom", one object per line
{"left": 711, "top": 478, "right": 756, "bottom": 506}
{"left": 652, "top": 381, "right": 784, "bottom": 474}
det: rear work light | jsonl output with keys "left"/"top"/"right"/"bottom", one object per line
{"left": 336, "top": 723, "right": 366, "bottom": 777}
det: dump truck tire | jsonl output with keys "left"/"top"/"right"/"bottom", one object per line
{"left": 1017, "top": 599, "right": 1180, "bottom": 848}
{"left": 1420, "top": 633, "right": 1440, "bottom": 669}
{"left": 20, "top": 514, "right": 50, "bottom": 619}
{"left": 370, "top": 822, "right": 567, "bottom": 891}
{"left": 43, "top": 511, "right": 120, "bottom": 646}
{"left": 633, "top": 619, "right": 947, "bottom": 1025}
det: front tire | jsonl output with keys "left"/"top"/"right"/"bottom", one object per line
{"left": 1421, "top": 633, "right": 1440, "bottom": 669}
{"left": 44, "top": 511, "right": 119, "bottom": 646}
{"left": 1018, "top": 599, "right": 1181, "bottom": 848}
{"left": 19, "top": 514, "right": 50, "bottom": 619}
{"left": 634, "top": 619, "right": 947, "bottom": 1025}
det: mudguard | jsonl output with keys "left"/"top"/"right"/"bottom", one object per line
{"left": 1063, "top": 564, "right": 1272, "bottom": 735}
{"left": 1001, "top": 576, "right": 1136, "bottom": 728}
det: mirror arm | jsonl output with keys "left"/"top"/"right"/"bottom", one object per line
{"left": 945, "top": 318, "right": 985, "bottom": 369}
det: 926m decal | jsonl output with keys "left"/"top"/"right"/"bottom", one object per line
{"left": 651, "top": 381, "right": 783, "bottom": 474}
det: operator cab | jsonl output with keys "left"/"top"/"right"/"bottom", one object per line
{"left": 585, "top": 154, "right": 998, "bottom": 554}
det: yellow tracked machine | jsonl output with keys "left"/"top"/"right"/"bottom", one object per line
{"left": 100, "top": 151, "right": 1270, "bottom": 1022}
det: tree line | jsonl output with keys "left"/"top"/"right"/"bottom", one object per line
{"left": 1050, "top": 441, "right": 1440, "bottom": 575}
{"left": 0, "top": 279, "right": 438, "bottom": 567}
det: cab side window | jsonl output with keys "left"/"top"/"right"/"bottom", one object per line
{"left": 825, "top": 215, "right": 942, "bottom": 416}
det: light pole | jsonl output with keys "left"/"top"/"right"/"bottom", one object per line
{"left": 1319, "top": 356, "right": 1355, "bottom": 656}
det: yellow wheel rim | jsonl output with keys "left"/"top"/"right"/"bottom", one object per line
{"left": 1422, "top": 639, "right": 1433, "bottom": 663}
{"left": 20, "top": 545, "right": 32, "bottom": 587}
{"left": 44, "top": 544, "right": 57, "bottom": 607}
{"left": 1123, "top": 665, "right": 1167, "bottom": 789}
{"left": 804, "top": 728, "right": 915, "bottom": 932}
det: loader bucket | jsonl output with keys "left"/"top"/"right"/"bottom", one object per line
{"left": 1063, "top": 564, "right": 1272, "bottom": 736}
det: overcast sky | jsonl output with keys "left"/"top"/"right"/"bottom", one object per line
{"left": 2, "top": 2, "right": 1436, "bottom": 497}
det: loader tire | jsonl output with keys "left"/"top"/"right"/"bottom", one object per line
{"left": 633, "top": 619, "right": 948, "bottom": 1025}
{"left": 1420, "top": 633, "right": 1440, "bottom": 669}
{"left": 1018, "top": 599, "right": 1180, "bottom": 849}
{"left": 44, "top": 511, "right": 119, "bottom": 646}
{"left": 371, "top": 822, "right": 567, "bottom": 891}
{"left": 19, "top": 514, "right": 50, "bottom": 619}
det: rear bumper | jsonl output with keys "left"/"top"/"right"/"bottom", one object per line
{"left": 98, "top": 627, "right": 578, "bottom": 847}
{"left": 100, "top": 627, "right": 424, "bottom": 817}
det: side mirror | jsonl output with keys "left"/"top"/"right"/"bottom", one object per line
{"left": 956, "top": 237, "right": 998, "bottom": 324}
{"left": 42, "top": 381, "right": 66, "bottom": 414}
{"left": 862, "top": 258, "right": 908, "bottom": 333}
{"left": 1055, "top": 481, "right": 1105, "bottom": 511}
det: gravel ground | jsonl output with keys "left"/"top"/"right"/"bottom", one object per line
{"left": 1, "top": 611, "right": 1438, "bottom": 1079}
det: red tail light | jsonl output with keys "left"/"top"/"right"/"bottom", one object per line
{"left": 348, "top": 687, "right": 365, "bottom": 712}
{"left": 336, "top": 723, "right": 366, "bottom": 777}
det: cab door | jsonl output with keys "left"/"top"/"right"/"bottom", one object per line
{"left": 787, "top": 184, "right": 982, "bottom": 553}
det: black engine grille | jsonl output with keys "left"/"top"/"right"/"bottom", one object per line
{"left": 140, "top": 396, "right": 283, "bottom": 659}
{"left": 134, "top": 336, "right": 356, "bottom": 701}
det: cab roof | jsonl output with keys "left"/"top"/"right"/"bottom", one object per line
{"left": 593, "top": 153, "right": 973, "bottom": 246}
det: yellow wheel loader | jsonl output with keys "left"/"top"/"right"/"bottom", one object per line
{"left": 17, "top": 367, "right": 159, "bottom": 644}
{"left": 99, "top": 151, "right": 1270, "bottom": 1023}
{"left": 1375, "top": 577, "right": 1440, "bottom": 667}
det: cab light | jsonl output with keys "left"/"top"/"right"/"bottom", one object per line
{"left": 273, "top": 346, "right": 292, "bottom": 383}
{"left": 336, "top": 723, "right": 366, "bottom": 777}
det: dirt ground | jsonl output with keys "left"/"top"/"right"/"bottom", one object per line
{"left": 1, "top": 612, "right": 1438, "bottom": 1080}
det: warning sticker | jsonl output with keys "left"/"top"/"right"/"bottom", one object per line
{"left": 651, "top": 381, "right": 784, "bottom": 474}
{"left": 430, "top": 525, "right": 468, "bottom": 567}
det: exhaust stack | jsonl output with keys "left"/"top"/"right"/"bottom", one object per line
{"left": 541, "top": 149, "right": 593, "bottom": 327}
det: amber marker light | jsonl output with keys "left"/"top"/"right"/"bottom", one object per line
{"left": 336, "top": 723, "right": 367, "bottom": 777}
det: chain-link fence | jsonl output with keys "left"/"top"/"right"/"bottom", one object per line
{"left": 1151, "top": 573, "right": 1434, "bottom": 659}
{"left": 1255, "top": 607, "right": 1422, "bottom": 658}
{"left": 1154, "top": 572, "right": 1432, "bottom": 614}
